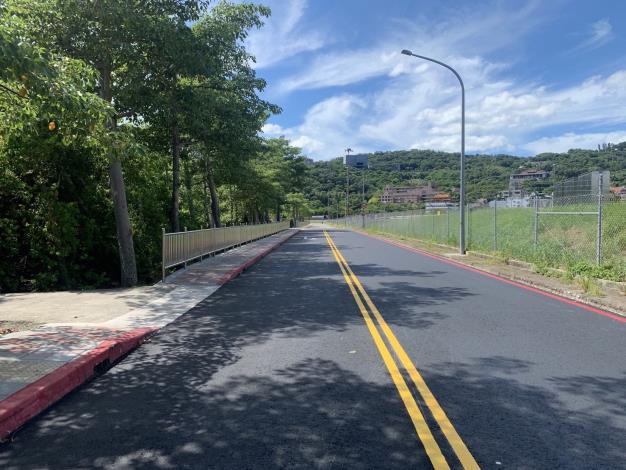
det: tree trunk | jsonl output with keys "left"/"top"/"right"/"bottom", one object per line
{"left": 206, "top": 158, "right": 221, "bottom": 227}
{"left": 183, "top": 155, "right": 195, "bottom": 226}
{"left": 201, "top": 169, "right": 213, "bottom": 228}
{"left": 109, "top": 160, "right": 137, "bottom": 286}
{"left": 230, "top": 186, "right": 235, "bottom": 225}
{"left": 170, "top": 110, "right": 181, "bottom": 233}
{"left": 101, "top": 64, "right": 137, "bottom": 287}
{"left": 276, "top": 203, "right": 281, "bottom": 222}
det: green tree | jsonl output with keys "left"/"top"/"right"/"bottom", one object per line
{"left": 9, "top": 0, "right": 207, "bottom": 286}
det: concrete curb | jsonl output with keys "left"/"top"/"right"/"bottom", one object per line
{"left": 0, "top": 327, "right": 156, "bottom": 442}
{"left": 0, "top": 229, "right": 299, "bottom": 442}
{"left": 216, "top": 229, "right": 299, "bottom": 285}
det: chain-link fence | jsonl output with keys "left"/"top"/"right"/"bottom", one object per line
{"left": 335, "top": 172, "right": 626, "bottom": 274}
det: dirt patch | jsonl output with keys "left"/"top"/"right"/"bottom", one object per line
{"left": 0, "top": 320, "right": 37, "bottom": 336}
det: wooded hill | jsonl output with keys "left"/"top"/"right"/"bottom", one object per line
{"left": 303, "top": 142, "right": 626, "bottom": 216}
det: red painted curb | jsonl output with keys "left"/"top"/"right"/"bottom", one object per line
{"left": 352, "top": 230, "right": 626, "bottom": 324}
{"left": 217, "top": 230, "right": 299, "bottom": 285}
{"left": 0, "top": 230, "right": 297, "bottom": 441}
{"left": 0, "top": 327, "right": 156, "bottom": 441}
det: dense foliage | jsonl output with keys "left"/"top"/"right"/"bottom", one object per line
{"left": 304, "top": 143, "right": 626, "bottom": 216}
{"left": 0, "top": 1, "right": 308, "bottom": 292}
{"left": 2, "top": 1, "right": 624, "bottom": 293}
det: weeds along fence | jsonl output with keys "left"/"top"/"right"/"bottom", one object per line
{"left": 162, "top": 221, "right": 290, "bottom": 280}
{"left": 336, "top": 172, "right": 626, "bottom": 277}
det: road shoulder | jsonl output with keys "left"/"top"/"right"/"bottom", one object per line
{"left": 323, "top": 224, "right": 626, "bottom": 319}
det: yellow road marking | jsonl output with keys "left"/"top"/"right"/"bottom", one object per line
{"left": 324, "top": 231, "right": 450, "bottom": 470}
{"left": 325, "top": 231, "right": 480, "bottom": 470}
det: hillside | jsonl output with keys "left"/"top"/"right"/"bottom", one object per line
{"left": 304, "top": 142, "right": 626, "bottom": 215}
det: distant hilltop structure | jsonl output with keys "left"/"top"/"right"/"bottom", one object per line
{"left": 380, "top": 184, "right": 451, "bottom": 205}
{"left": 610, "top": 186, "right": 626, "bottom": 200}
{"left": 344, "top": 153, "right": 368, "bottom": 169}
{"left": 509, "top": 169, "right": 550, "bottom": 191}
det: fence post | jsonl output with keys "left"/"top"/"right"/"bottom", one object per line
{"left": 466, "top": 203, "right": 470, "bottom": 249}
{"left": 493, "top": 201, "right": 497, "bottom": 251}
{"left": 199, "top": 226, "right": 203, "bottom": 260}
{"left": 596, "top": 173, "right": 603, "bottom": 265}
{"left": 161, "top": 227, "right": 166, "bottom": 282}
{"left": 431, "top": 212, "right": 435, "bottom": 239}
{"left": 184, "top": 227, "right": 188, "bottom": 267}
{"left": 533, "top": 197, "right": 538, "bottom": 248}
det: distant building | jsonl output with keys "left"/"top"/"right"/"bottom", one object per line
{"left": 489, "top": 197, "right": 531, "bottom": 208}
{"left": 425, "top": 202, "right": 458, "bottom": 211}
{"left": 380, "top": 184, "right": 437, "bottom": 204}
{"left": 610, "top": 186, "right": 626, "bottom": 200}
{"left": 431, "top": 192, "right": 452, "bottom": 202}
{"left": 344, "top": 153, "right": 368, "bottom": 169}
{"left": 489, "top": 196, "right": 552, "bottom": 208}
{"left": 509, "top": 169, "right": 550, "bottom": 191}
{"left": 470, "top": 199, "right": 489, "bottom": 209}
{"left": 498, "top": 189, "right": 524, "bottom": 199}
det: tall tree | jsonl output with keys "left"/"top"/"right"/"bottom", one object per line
{"left": 10, "top": 0, "right": 206, "bottom": 285}
{"left": 189, "top": 2, "right": 279, "bottom": 227}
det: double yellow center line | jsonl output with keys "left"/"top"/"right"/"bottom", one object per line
{"left": 324, "top": 230, "right": 479, "bottom": 470}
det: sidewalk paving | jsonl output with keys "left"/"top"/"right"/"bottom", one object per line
{"left": 0, "top": 229, "right": 297, "bottom": 441}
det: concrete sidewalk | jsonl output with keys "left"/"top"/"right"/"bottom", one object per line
{"left": 0, "top": 229, "right": 297, "bottom": 441}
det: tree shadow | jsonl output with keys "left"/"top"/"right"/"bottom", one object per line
{"left": 4, "top": 231, "right": 622, "bottom": 468}
{"left": 0, "top": 340, "right": 429, "bottom": 468}
{"left": 548, "top": 373, "right": 626, "bottom": 419}
{"left": 420, "top": 357, "right": 626, "bottom": 469}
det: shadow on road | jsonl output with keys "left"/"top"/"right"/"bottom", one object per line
{"left": 421, "top": 357, "right": 626, "bottom": 469}
{"left": 1, "top": 230, "right": 624, "bottom": 469}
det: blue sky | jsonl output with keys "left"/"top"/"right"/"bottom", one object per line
{"left": 245, "top": 0, "right": 626, "bottom": 160}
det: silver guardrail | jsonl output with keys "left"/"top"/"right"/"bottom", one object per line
{"left": 162, "top": 221, "right": 290, "bottom": 280}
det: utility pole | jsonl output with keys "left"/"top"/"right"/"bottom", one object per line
{"left": 345, "top": 148, "right": 352, "bottom": 220}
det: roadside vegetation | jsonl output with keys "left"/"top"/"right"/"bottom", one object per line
{"left": 339, "top": 202, "right": 626, "bottom": 283}
{"left": 0, "top": 1, "right": 309, "bottom": 292}
{"left": 304, "top": 144, "right": 626, "bottom": 215}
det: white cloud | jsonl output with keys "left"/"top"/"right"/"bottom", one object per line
{"left": 275, "top": 1, "right": 541, "bottom": 93}
{"left": 261, "top": 2, "right": 626, "bottom": 159}
{"left": 246, "top": 0, "right": 326, "bottom": 69}
{"left": 270, "top": 66, "right": 626, "bottom": 158}
{"left": 261, "top": 123, "right": 285, "bottom": 135}
{"left": 573, "top": 19, "right": 613, "bottom": 51}
{"left": 264, "top": 95, "right": 368, "bottom": 157}
{"left": 524, "top": 131, "right": 626, "bottom": 154}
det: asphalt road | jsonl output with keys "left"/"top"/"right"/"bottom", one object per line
{"left": 1, "top": 227, "right": 625, "bottom": 469}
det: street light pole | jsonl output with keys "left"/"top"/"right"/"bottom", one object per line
{"left": 401, "top": 49, "right": 466, "bottom": 254}
{"left": 344, "top": 148, "right": 352, "bottom": 222}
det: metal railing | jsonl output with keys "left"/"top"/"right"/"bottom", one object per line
{"left": 162, "top": 221, "right": 290, "bottom": 280}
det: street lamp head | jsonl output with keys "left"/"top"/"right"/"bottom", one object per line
{"left": 401, "top": 49, "right": 413, "bottom": 56}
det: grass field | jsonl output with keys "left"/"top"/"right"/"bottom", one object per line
{"left": 340, "top": 201, "right": 626, "bottom": 281}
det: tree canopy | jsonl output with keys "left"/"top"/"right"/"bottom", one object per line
{"left": 0, "top": 1, "right": 308, "bottom": 293}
